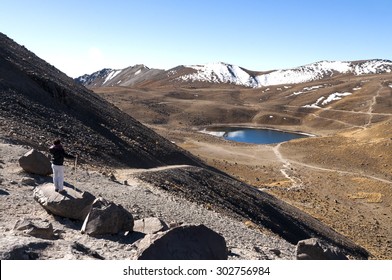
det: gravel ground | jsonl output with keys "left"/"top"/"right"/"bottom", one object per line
{"left": 0, "top": 140, "right": 296, "bottom": 260}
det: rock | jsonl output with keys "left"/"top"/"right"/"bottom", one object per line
{"left": 18, "top": 149, "right": 52, "bottom": 175}
{"left": 14, "top": 218, "right": 55, "bottom": 239}
{"left": 70, "top": 241, "right": 105, "bottom": 260}
{"left": 0, "top": 236, "right": 52, "bottom": 260}
{"left": 81, "top": 197, "right": 134, "bottom": 236}
{"left": 296, "top": 238, "right": 348, "bottom": 260}
{"left": 20, "top": 177, "right": 36, "bottom": 186}
{"left": 133, "top": 217, "right": 168, "bottom": 234}
{"left": 135, "top": 224, "right": 228, "bottom": 260}
{"left": 33, "top": 183, "right": 96, "bottom": 221}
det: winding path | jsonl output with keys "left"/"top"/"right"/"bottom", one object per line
{"left": 272, "top": 143, "right": 392, "bottom": 187}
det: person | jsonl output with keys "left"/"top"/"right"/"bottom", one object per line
{"left": 49, "top": 139, "right": 76, "bottom": 194}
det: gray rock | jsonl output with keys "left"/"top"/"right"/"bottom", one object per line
{"left": 81, "top": 197, "right": 134, "bottom": 236}
{"left": 296, "top": 238, "right": 348, "bottom": 260}
{"left": 18, "top": 149, "right": 52, "bottom": 175}
{"left": 135, "top": 224, "right": 228, "bottom": 260}
{"left": 0, "top": 236, "right": 52, "bottom": 260}
{"left": 134, "top": 217, "right": 168, "bottom": 234}
{"left": 14, "top": 218, "right": 55, "bottom": 239}
{"left": 20, "top": 177, "right": 36, "bottom": 186}
{"left": 33, "top": 183, "right": 96, "bottom": 221}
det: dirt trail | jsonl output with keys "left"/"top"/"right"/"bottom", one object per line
{"left": 271, "top": 143, "right": 303, "bottom": 190}
{"left": 116, "top": 165, "right": 191, "bottom": 178}
{"left": 273, "top": 143, "right": 392, "bottom": 186}
{"left": 365, "top": 85, "right": 382, "bottom": 128}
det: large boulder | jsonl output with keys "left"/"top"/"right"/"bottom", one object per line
{"left": 81, "top": 197, "right": 134, "bottom": 236}
{"left": 296, "top": 238, "right": 348, "bottom": 260}
{"left": 33, "top": 183, "right": 95, "bottom": 221}
{"left": 133, "top": 217, "right": 168, "bottom": 234}
{"left": 18, "top": 149, "right": 52, "bottom": 175}
{"left": 135, "top": 224, "right": 228, "bottom": 260}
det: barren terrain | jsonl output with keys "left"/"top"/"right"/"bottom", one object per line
{"left": 2, "top": 33, "right": 376, "bottom": 260}
{"left": 94, "top": 74, "right": 392, "bottom": 259}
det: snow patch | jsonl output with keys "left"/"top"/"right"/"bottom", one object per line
{"left": 134, "top": 69, "right": 141, "bottom": 75}
{"left": 321, "top": 92, "right": 352, "bottom": 106}
{"left": 103, "top": 69, "right": 122, "bottom": 84}
{"left": 303, "top": 92, "right": 352, "bottom": 108}
{"left": 289, "top": 84, "right": 324, "bottom": 96}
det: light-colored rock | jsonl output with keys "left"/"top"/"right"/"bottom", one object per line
{"left": 18, "top": 149, "right": 52, "bottom": 175}
{"left": 33, "top": 183, "right": 96, "bottom": 221}
{"left": 296, "top": 238, "right": 348, "bottom": 260}
{"left": 133, "top": 217, "right": 168, "bottom": 234}
{"left": 81, "top": 197, "right": 134, "bottom": 236}
{"left": 20, "top": 177, "right": 36, "bottom": 186}
{"left": 135, "top": 224, "right": 228, "bottom": 260}
{"left": 14, "top": 218, "right": 55, "bottom": 239}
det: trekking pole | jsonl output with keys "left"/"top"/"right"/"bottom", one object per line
{"left": 74, "top": 155, "right": 78, "bottom": 171}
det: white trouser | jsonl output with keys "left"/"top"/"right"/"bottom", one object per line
{"left": 52, "top": 164, "right": 64, "bottom": 191}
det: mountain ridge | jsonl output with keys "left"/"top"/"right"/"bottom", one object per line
{"left": 75, "top": 59, "right": 392, "bottom": 88}
{"left": 0, "top": 32, "right": 205, "bottom": 169}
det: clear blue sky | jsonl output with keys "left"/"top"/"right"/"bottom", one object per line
{"left": 1, "top": 0, "right": 391, "bottom": 77}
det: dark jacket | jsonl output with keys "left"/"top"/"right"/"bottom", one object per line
{"left": 49, "top": 144, "right": 75, "bottom": 165}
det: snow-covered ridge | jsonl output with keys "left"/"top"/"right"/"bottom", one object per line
{"left": 76, "top": 59, "right": 392, "bottom": 88}
{"left": 179, "top": 62, "right": 260, "bottom": 87}
{"left": 179, "top": 60, "right": 392, "bottom": 87}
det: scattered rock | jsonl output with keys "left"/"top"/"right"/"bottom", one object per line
{"left": 20, "top": 176, "right": 36, "bottom": 186}
{"left": 70, "top": 241, "right": 105, "bottom": 260}
{"left": 296, "top": 238, "right": 348, "bottom": 260}
{"left": 33, "top": 183, "right": 96, "bottom": 221}
{"left": 135, "top": 224, "right": 228, "bottom": 260}
{"left": 0, "top": 236, "right": 52, "bottom": 260}
{"left": 81, "top": 197, "right": 134, "bottom": 236}
{"left": 18, "top": 149, "right": 52, "bottom": 175}
{"left": 133, "top": 217, "right": 168, "bottom": 234}
{"left": 14, "top": 218, "right": 55, "bottom": 239}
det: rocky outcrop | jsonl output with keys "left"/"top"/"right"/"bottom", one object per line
{"left": 33, "top": 183, "right": 95, "bottom": 221}
{"left": 296, "top": 238, "right": 348, "bottom": 260}
{"left": 135, "top": 224, "right": 228, "bottom": 260}
{"left": 18, "top": 149, "right": 52, "bottom": 176}
{"left": 133, "top": 217, "right": 168, "bottom": 234}
{"left": 81, "top": 197, "right": 134, "bottom": 236}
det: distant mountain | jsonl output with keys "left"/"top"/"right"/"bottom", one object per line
{"left": 76, "top": 60, "right": 392, "bottom": 88}
{"left": 76, "top": 65, "right": 165, "bottom": 87}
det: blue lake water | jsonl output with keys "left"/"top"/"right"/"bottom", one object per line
{"left": 204, "top": 127, "right": 308, "bottom": 144}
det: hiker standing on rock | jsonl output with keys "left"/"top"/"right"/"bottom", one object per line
{"left": 49, "top": 139, "right": 76, "bottom": 194}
